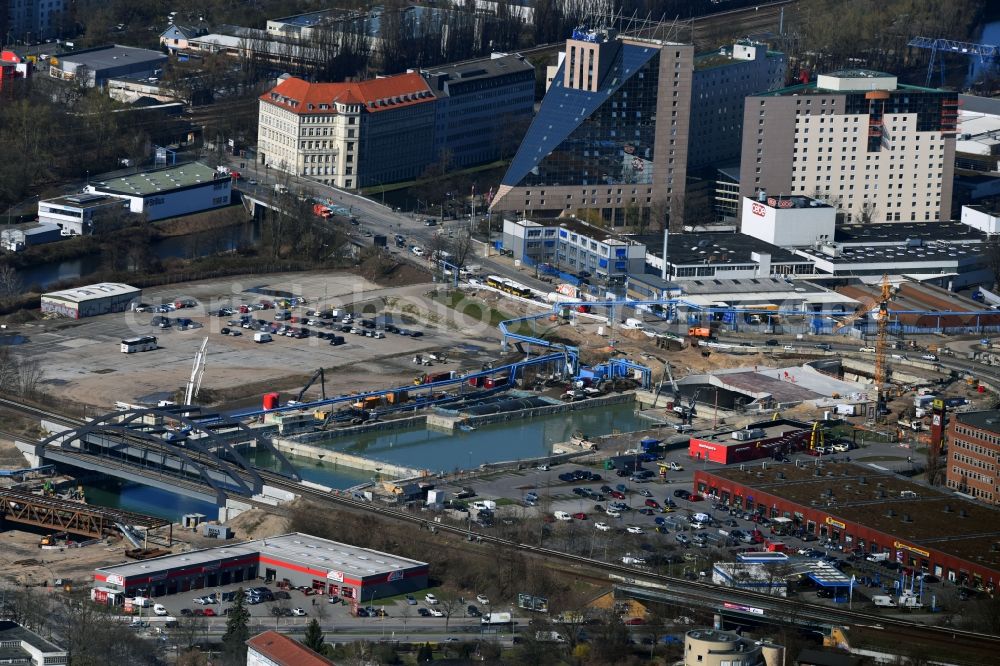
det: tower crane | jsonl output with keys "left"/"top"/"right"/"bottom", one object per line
{"left": 833, "top": 275, "right": 896, "bottom": 417}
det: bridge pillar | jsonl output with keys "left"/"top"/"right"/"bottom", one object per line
{"left": 219, "top": 498, "right": 252, "bottom": 523}
{"left": 15, "top": 441, "right": 43, "bottom": 468}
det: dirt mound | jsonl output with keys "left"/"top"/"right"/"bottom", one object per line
{"left": 360, "top": 255, "right": 431, "bottom": 286}
{"left": 225, "top": 507, "right": 291, "bottom": 540}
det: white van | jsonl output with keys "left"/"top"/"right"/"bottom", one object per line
{"left": 254, "top": 332, "right": 272, "bottom": 343}
{"left": 622, "top": 318, "right": 645, "bottom": 330}
{"left": 554, "top": 511, "right": 572, "bottom": 521}
{"left": 872, "top": 595, "right": 897, "bottom": 607}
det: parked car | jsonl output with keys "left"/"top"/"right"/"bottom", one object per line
{"left": 476, "top": 594, "right": 490, "bottom": 605}
{"left": 425, "top": 593, "right": 439, "bottom": 605}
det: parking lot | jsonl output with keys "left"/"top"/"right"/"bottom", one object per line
{"left": 131, "top": 580, "right": 498, "bottom": 630}
{"left": 15, "top": 272, "right": 502, "bottom": 408}
{"left": 430, "top": 434, "right": 953, "bottom": 608}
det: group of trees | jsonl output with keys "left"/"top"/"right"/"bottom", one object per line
{"left": 0, "top": 345, "right": 43, "bottom": 398}
{"left": 783, "top": 0, "right": 987, "bottom": 78}
{"left": 0, "top": 80, "right": 162, "bottom": 212}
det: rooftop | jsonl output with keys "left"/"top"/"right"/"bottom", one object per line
{"left": 421, "top": 53, "right": 533, "bottom": 96}
{"left": 261, "top": 73, "right": 434, "bottom": 115}
{"left": 626, "top": 273, "right": 682, "bottom": 292}
{"left": 91, "top": 162, "right": 223, "bottom": 196}
{"left": 246, "top": 630, "right": 334, "bottom": 665}
{"left": 703, "top": 463, "right": 1000, "bottom": 571}
{"left": 96, "top": 532, "right": 428, "bottom": 580}
{"left": 59, "top": 44, "right": 167, "bottom": 70}
{"left": 270, "top": 8, "right": 344, "bottom": 28}
{"left": 693, "top": 419, "right": 814, "bottom": 446}
{"left": 556, "top": 217, "right": 636, "bottom": 244}
{"left": 42, "top": 283, "right": 139, "bottom": 303}
{"left": 641, "top": 232, "right": 803, "bottom": 266}
{"left": 750, "top": 194, "right": 832, "bottom": 210}
{"left": 693, "top": 42, "right": 782, "bottom": 71}
{"left": 954, "top": 410, "right": 1000, "bottom": 436}
{"left": 799, "top": 242, "right": 982, "bottom": 265}
{"left": 42, "top": 192, "right": 124, "bottom": 209}
{"left": 959, "top": 93, "right": 1000, "bottom": 116}
{"left": 0, "top": 621, "right": 67, "bottom": 661}
{"left": 834, "top": 221, "right": 984, "bottom": 245}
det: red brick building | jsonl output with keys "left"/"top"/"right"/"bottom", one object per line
{"left": 694, "top": 462, "right": 1000, "bottom": 591}
{"left": 946, "top": 410, "right": 999, "bottom": 504}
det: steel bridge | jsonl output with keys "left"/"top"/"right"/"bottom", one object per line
{"left": 0, "top": 488, "right": 169, "bottom": 539}
{"left": 25, "top": 404, "right": 300, "bottom": 506}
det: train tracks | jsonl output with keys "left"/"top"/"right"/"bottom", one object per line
{"left": 253, "top": 469, "right": 1000, "bottom": 652}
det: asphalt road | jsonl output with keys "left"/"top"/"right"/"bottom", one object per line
{"left": 224, "top": 157, "right": 560, "bottom": 296}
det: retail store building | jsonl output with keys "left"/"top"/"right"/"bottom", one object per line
{"left": 93, "top": 532, "right": 428, "bottom": 602}
{"left": 694, "top": 462, "right": 1000, "bottom": 591}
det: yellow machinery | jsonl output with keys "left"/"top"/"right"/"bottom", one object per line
{"left": 809, "top": 421, "right": 825, "bottom": 452}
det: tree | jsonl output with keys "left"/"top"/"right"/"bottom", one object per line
{"left": 416, "top": 642, "right": 434, "bottom": 662}
{"left": 221, "top": 589, "right": 250, "bottom": 665}
{"left": 856, "top": 198, "right": 880, "bottom": 224}
{"left": 0, "top": 264, "right": 22, "bottom": 298}
{"left": 439, "top": 591, "right": 463, "bottom": 631}
{"left": 302, "top": 618, "right": 325, "bottom": 654}
{"left": 450, "top": 230, "right": 475, "bottom": 268}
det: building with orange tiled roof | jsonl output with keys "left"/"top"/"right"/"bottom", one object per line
{"left": 257, "top": 72, "right": 437, "bottom": 190}
{"left": 247, "top": 630, "right": 335, "bottom": 666}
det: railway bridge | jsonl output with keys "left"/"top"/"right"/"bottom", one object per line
{"left": 16, "top": 404, "right": 300, "bottom": 509}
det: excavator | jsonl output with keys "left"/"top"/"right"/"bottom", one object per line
{"left": 292, "top": 368, "right": 327, "bottom": 404}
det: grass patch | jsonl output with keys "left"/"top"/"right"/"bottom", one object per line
{"left": 493, "top": 497, "right": 518, "bottom": 507}
{"left": 432, "top": 291, "right": 535, "bottom": 334}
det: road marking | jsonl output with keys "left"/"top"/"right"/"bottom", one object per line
{"left": 867, "top": 463, "right": 890, "bottom": 471}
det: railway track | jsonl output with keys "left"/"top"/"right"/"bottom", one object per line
{"left": 253, "top": 468, "right": 1000, "bottom": 651}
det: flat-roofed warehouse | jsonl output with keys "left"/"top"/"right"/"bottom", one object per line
{"left": 41, "top": 282, "right": 140, "bottom": 319}
{"left": 694, "top": 462, "right": 1000, "bottom": 591}
{"left": 93, "top": 532, "right": 429, "bottom": 602}
{"left": 84, "top": 162, "right": 232, "bottom": 222}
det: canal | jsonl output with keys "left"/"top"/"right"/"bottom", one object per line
{"left": 78, "top": 402, "right": 657, "bottom": 522}
{"left": 16, "top": 221, "right": 259, "bottom": 289}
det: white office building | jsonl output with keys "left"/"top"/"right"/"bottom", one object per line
{"left": 739, "top": 194, "right": 836, "bottom": 247}
{"left": 84, "top": 163, "right": 231, "bottom": 222}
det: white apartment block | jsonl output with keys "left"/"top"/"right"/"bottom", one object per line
{"left": 740, "top": 71, "right": 958, "bottom": 223}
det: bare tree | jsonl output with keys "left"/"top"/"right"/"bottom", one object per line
{"left": 439, "top": 590, "right": 463, "bottom": 631}
{"left": 857, "top": 198, "right": 880, "bottom": 225}
{"left": 0, "top": 263, "right": 22, "bottom": 298}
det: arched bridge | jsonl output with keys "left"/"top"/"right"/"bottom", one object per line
{"left": 24, "top": 405, "right": 300, "bottom": 506}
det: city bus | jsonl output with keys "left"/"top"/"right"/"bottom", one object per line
{"left": 121, "top": 335, "right": 158, "bottom": 353}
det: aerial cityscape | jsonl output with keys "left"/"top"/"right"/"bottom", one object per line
{"left": 2, "top": 0, "right": 1000, "bottom": 664}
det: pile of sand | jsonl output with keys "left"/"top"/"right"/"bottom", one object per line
{"left": 225, "top": 508, "right": 291, "bottom": 540}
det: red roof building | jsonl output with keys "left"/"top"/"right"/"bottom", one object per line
{"left": 257, "top": 74, "right": 437, "bottom": 190}
{"left": 247, "top": 630, "right": 335, "bottom": 666}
